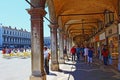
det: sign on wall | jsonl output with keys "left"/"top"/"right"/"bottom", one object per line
{"left": 99, "top": 32, "right": 105, "bottom": 40}
{"left": 106, "top": 24, "right": 117, "bottom": 36}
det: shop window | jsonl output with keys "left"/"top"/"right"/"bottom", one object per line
{"left": 108, "top": 35, "right": 118, "bottom": 59}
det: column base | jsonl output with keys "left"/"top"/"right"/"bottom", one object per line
{"left": 30, "top": 75, "right": 46, "bottom": 80}
{"left": 51, "top": 63, "right": 59, "bottom": 71}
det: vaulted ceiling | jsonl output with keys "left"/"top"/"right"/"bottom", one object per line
{"left": 47, "top": 0, "right": 119, "bottom": 43}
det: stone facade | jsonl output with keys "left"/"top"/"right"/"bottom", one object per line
{"left": 0, "top": 24, "right": 31, "bottom": 49}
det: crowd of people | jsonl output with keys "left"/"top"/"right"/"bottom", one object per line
{"left": 63, "top": 44, "right": 111, "bottom": 66}
{"left": 1, "top": 47, "right": 31, "bottom": 58}
{"left": 69, "top": 45, "right": 94, "bottom": 65}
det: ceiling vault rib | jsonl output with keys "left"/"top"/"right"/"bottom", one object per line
{"left": 65, "top": 21, "right": 97, "bottom": 25}
{"left": 58, "top": 12, "right": 114, "bottom": 17}
{"left": 67, "top": 23, "right": 96, "bottom": 31}
{"left": 70, "top": 32, "right": 92, "bottom": 34}
{"left": 25, "top": 0, "right": 54, "bottom": 24}
{"left": 69, "top": 29, "right": 92, "bottom": 31}
{"left": 82, "top": 19, "right": 85, "bottom": 40}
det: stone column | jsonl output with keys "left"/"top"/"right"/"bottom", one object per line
{"left": 118, "top": 23, "right": 120, "bottom": 71}
{"left": 49, "top": 24, "right": 59, "bottom": 71}
{"left": 104, "top": 10, "right": 110, "bottom": 27}
{"left": 68, "top": 37, "right": 71, "bottom": 55}
{"left": 117, "top": 0, "right": 120, "bottom": 71}
{"left": 66, "top": 36, "right": 69, "bottom": 54}
{"left": 64, "top": 34, "right": 67, "bottom": 46}
{"left": 27, "top": 8, "right": 46, "bottom": 80}
{"left": 58, "top": 29, "right": 64, "bottom": 63}
{"left": 69, "top": 37, "right": 72, "bottom": 51}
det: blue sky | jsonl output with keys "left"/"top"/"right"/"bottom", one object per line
{"left": 0, "top": 0, "right": 50, "bottom": 37}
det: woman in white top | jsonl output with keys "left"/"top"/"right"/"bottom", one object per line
{"left": 84, "top": 46, "right": 89, "bottom": 63}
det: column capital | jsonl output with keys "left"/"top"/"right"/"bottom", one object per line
{"left": 49, "top": 24, "right": 59, "bottom": 29}
{"left": 58, "top": 28, "right": 63, "bottom": 33}
{"left": 26, "top": 8, "right": 47, "bottom": 17}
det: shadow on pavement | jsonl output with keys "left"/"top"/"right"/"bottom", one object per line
{"left": 60, "top": 59, "right": 120, "bottom": 80}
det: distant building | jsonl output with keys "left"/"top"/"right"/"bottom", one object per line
{"left": 44, "top": 37, "right": 51, "bottom": 48}
{"left": 0, "top": 24, "right": 31, "bottom": 49}
{"left": 0, "top": 24, "right": 51, "bottom": 49}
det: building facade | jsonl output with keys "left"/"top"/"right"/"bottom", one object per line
{"left": 0, "top": 24, "right": 31, "bottom": 49}
{"left": 44, "top": 37, "right": 51, "bottom": 48}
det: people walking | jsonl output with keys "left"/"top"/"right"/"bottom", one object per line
{"left": 2, "top": 47, "right": 6, "bottom": 54}
{"left": 102, "top": 45, "right": 109, "bottom": 65}
{"left": 88, "top": 47, "right": 93, "bottom": 65}
{"left": 97, "top": 46, "right": 101, "bottom": 59}
{"left": 44, "top": 46, "right": 50, "bottom": 74}
{"left": 63, "top": 46, "right": 69, "bottom": 61}
{"left": 70, "top": 46, "right": 76, "bottom": 62}
{"left": 80, "top": 45, "right": 84, "bottom": 57}
{"left": 84, "top": 46, "right": 89, "bottom": 63}
{"left": 76, "top": 45, "right": 81, "bottom": 61}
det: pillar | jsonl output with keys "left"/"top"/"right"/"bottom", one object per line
{"left": 49, "top": 24, "right": 59, "bottom": 71}
{"left": 58, "top": 29, "right": 64, "bottom": 63}
{"left": 117, "top": 0, "right": 120, "bottom": 71}
{"left": 68, "top": 37, "right": 71, "bottom": 57}
{"left": 104, "top": 10, "right": 110, "bottom": 27}
{"left": 64, "top": 34, "right": 67, "bottom": 46}
{"left": 69, "top": 37, "right": 72, "bottom": 52}
{"left": 118, "top": 23, "right": 120, "bottom": 71}
{"left": 66, "top": 36, "right": 69, "bottom": 54}
{"left": 27, "top": 8, "right": 46, "bottom": 80}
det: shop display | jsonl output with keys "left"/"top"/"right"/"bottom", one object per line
{"left": 108, "top": 35, "right": 118, "bottom": 59}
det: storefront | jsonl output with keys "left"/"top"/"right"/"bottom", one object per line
{"left": 108, "top": 35, "right": 118, "bottom": 59}
{"left": 99, "top": 32, "right": 106, "bottom": 60}
{"left": 94, "top": 35, "right": 100, "bottom": 57}
{"left": 106, "top": 24, "right": 118, "bottom": 67}
{"left": 89, "top": 37, "right": 94, "bottom": 47}
{"left": 99, "top": 32, "right": 106, "bottom": 45}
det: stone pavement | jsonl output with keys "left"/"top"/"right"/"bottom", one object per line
{"left": 0, "top": 52, "right": 120, "bottom": 80}
{"left": 0, "top": 53, "right": 31, "bottom": 80}
{"left": 47, "top": 57, "right": 120, "bottom": 80}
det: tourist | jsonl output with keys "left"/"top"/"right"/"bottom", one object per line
{"left": 76, "top": 45, "right": 81, "bottom": 61}
{"left": 84, "top": 46, "right": 89, "bottom": 63}
{"left": 88, "top": 47, "right": 93, "bottom": 65}
{"left": 2, "top": 47, "right": 6, "bottom": 54}
{"left": 70, "top": 46, "right": 76, "bottom": 62}
{"left": 44, "top": 46, "right": 50, "bottom": 74}
{"left": 63, "top": 46, "right": 69, "bottom": 61}
{"left": 102, "top": 45, "right": 109, "bottom": 65}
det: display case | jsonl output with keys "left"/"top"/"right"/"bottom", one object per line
{"left": 108, "top": 35, "right": 118, "bottom": 59}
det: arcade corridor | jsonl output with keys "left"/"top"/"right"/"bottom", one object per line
{"left": 25, "top": 0, "right": 120, "bottom": 80}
